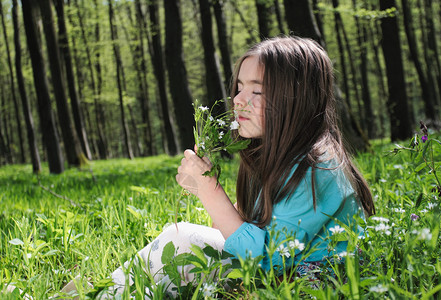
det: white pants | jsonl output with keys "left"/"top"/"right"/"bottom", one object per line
{"left": 103, "top": 222, "right": 226, "bottom": 298}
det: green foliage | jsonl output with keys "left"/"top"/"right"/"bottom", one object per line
{"left": 1, "top": 132, "right": 441, "bottom": 298}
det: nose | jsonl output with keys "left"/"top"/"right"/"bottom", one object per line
{"left": 233, "top": 90, "right": 247, "bottom": 109}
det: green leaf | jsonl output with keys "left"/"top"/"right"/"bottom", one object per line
{"left": 202, "top": 244, "right": 221, "bottom": 260}
{"left": 161, "top": 241, "right": 176, "bottom": 264}
{"left": 225, "top": 139, "right": 251, "bottom": 154}
{"left": 227, "top": 269, "right": 243, "bottom": 279}
{"left": 189, "top": 244, "right": 208, "bottom": 265}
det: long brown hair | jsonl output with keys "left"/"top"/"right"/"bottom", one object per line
{"left": 231, "top": 36, "right": 375, "bottom": 227}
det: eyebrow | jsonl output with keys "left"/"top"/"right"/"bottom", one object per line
{"left": 237, "top": 79, "right": 263, "bottom": 85}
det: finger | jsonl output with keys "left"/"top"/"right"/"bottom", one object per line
{"left": 202, "top": 156, "right": 212, "bottom": 168}
{"left": 194, "top": 144, "right": 198, "bottom": 153}
{"left": 184, "top": 149, "right": 196, "bottom": 159}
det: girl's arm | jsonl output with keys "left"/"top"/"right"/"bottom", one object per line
{"left": 212, "top": 202, "right": 238, "bottom": 229}
{"left": 176, "top": 149, "right": 244, "bottom": 239}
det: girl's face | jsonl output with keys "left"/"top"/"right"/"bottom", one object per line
{"left": 233, "top": 56, "right": 264, "bottom": 139}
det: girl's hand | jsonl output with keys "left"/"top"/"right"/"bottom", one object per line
{"left": 176, "top": 149, "right": 216, "bottom": 197}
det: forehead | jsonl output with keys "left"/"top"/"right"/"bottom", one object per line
{"left": 238, "top": 56, "right": 263, "bottom": 83}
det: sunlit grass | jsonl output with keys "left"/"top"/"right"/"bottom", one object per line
{"left": 1, "top": 138, "right": 440, "bottom": 299}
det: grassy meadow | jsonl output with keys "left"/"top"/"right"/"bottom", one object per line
{"left": 1, "top": 137, "right": 441, "bottom": 299}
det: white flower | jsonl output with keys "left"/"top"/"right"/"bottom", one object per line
{"left": 209, "top": 116, "right": 214, "bottom": 121}
{"left": 198, "top": 105, "right": 209, "bottom": 112}
{"left": 338, "top": 251, "right": 354, "bottom": 258}
{"left": 27, "top": 253, "right": 32, "bottom": 259}
{"left": 374, "top": 223, "right": 391, "bottom": 235}
{"left": 200, "top": 283, "right": 216, "bottom": 297}
{"left": 370, "top": 284, "right": 388, "bottom": 293}
{"left": 219, "top": 131, "right": 224, "bottom": 139}
{"left": 199, "top": 142, "right": 205, "bottom": 149}
{"left": 217, "top": 119, "right": 226, "bottom": 126}
{"left": 371, "top": 216, "right": 390, "bottom": 223}
{"left": 288, "top": 239, "right": 305, "bottom": 251}
{"left": 420, "top": 209, "right": 429, "bottom": 214}
{"left": 230, "top": 120, "right": 240, "bottom": 130}
{"left": 276, "top": 244, "right": 291, "bottom": 258}
{"left": 329, "top": 225, "right": 345, "bottom": 235}
{"left": 393, "top": 208, "right": 405, "bottom": 213}
{"left": 427, "top": 202, "right": 437, "bottom": 210}
{"left": 414, "top": 228, "right": 433, "bottom": 241}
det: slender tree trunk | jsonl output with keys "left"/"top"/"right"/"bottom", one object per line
{"left": 401, "top": 0, "right": 438, "bottom": 120}
{"left": 379, "top": 0, "right": 413, "bottom": 141}
{"left": 108, "top": 0, "right": 133, "bottom": 159}
{"left": 163, "top": 0, "right": 195, "bottom": 151}
{"left": 54, "top": 0, "right": 92, "bottom": 160}
{"left": 0, "top": 0, "right": 25, "bottom": 163}
{"left": 353, "top": 0, "right": 375, "bottom": 138}
{"left": 198, "top": 0, "right": 227, "bottom": 118}
{"left": 422, "top": 0, "right": 441, "bottom": 105}
{"left": 21, "top": 0, "right": 64, "bottom": 173}
{"left": 311, "top": 0, "right": 324, "bottom": 41}
{"left": 274, "top": 0, "right": 285, "bottom": 34}
{"left": 367, "top": 22, "right": 387, "bottom": 137}
{"left": 255, "top": 0, "right": 271, "bottom": 40}
{"left": 131, "top": 0, "right": 154, "bottom": 156}
{"left": 230, "top": 0, "right": 258, "bottom": 43}
{"left": 148, "top": 0, "right": 179, "bottom": 154}
{"left": 0, "top": 81, "right": 13, "bottom": 164}
{"left": 12, "top": 0, "right": 41, "bottom": 173}
{"left": 212, "top": 0, "right": 233, "bottom": 86}
{"left": 39, "top": 0, "right": 84, "bottom": 167}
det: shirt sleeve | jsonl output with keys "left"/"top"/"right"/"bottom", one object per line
{"left": 224, "top": 164, "right": 358, "bottom": 270}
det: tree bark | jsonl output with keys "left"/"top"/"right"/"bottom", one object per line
{"left": 54, "top": 0, "right": 92, "bottom": 160}
{"left": 255, "top": 0, "right": 271, "bottom": 40}
{"left": 379, "top": 0, "right": 413, "bottom": 141}
{"left": 163, "top": 0, "right": 195, "bottom": 151}
{"left": 12, "top": 0, "right": 41, "bottom": 173}
{"left": 283, "top": 0, "right": 325, "bottom": 46}
{"left": 0, "top": 0, "right": 25, "bottom": 163}
{"left": 21, "top": 0, "right": 64, "bottom": 173}
{"left": 39, "top": 0, "right": 84, "bottom": 166}
{"left": 401, "top": 0, "right": 438, "bottom": 120}
{"left": 212, "top": 0, "right": 233, "bottom": 87}
{"left": 108, "top": 0, "right": 133, "bottom": 159}
{"left": 198, "top": 0, "right": 227, "bottom": 117}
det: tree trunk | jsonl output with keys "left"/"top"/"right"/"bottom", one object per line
{"left": 0, "top": 82, "right": 13, "bottom": 164}
{"left": 284, "top": 0, "right": 368, "bottom": 150}
{"left": 0, "top": 0, "right": 25, "bottom": 163}
{"left": 21, "top": 0, "right": 64, "bottom": 173}
{"left": 379, "top": 0, "right": 413, "bottom": 141}
{"left": 283, "top": 0, "right": 324, "bottom": 46}
{"left": 311, "top": 0, "right": 324, "bottom": 41}
{"left": 12, "top": 0, "right": 41, "bottom": 173}
{"left": 132, "top": 0, "right": 154, "bottom": 156}
{"left": 274, "top": 0, "right": 285, "bottom": 34}
{"left": 163, "top": 0, "right": 195, "bottom": 151}
{"left": 212, "top": 0, "right": 233, "bottom": 86}
{"left": 422, "top": 0, "right": 441, "bottom": 100}
{"left": 198, "top": 0, "right": 227, "bottom": 117}
{"left": 39, "top": 0, "right": 84, "bottom": 167}
{"left": 54, "top": 0, "right": 92, "bottom": 160}
{"left": 108, "top": 0, "right": 133, "bottom": 159}
{"left": 401, "top": 0, "right": 438, "bottom": 120}
{"left": 352, "top": 0, "right": 375, "bottom": 138}
{"left": 255, "top": 0, "right": 271, "bottom": 40}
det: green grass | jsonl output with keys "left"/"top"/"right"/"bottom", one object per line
{"left": 1, "top": 138, "right": 440, "bottom": 299}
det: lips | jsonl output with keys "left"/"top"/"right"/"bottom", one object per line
{"left": 237, "top": 115, "right": 250, "bottom": 122}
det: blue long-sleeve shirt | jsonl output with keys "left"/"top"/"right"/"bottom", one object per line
{"left": 224, "top": 162, "right": 364, "bottom": 270}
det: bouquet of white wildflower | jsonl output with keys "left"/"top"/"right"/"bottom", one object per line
{"left": 193, "top": 99, "right": 250, "bottom": 181}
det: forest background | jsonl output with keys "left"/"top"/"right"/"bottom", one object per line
{"left": 0, "top": 0, "right": 440, "bottom": 172}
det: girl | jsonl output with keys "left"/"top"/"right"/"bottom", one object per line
{"left": 36, "top": 36, "right": 375, "bottom": 298}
